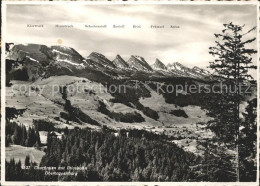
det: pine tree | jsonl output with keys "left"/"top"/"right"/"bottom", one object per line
{"left": 208, "top": 22, "right": 256, "bottom": 181}
{"left": 131, "top": 168, "right": 141, "bottom": 181}
{"left": 31, "top": 127, "right": 37, "bottom": 146}
{"left": 13, "top": 124, "right": 21, "bottom": 145}
{"left": 239, "top": 98, "right": 257, "bottom": 181}
{"left": 35, "top": 128, "right": 41, "bottom": 147}
{"left": 47, "top": 131, "right": 51, "bottom": 151}
{"left": 197, "top": 138, "right": 236, "bottom": 181}
{"left": 25, "top": 155, "right": 30, "bottom": 166}
{"left": 21, "top": 125, "right": 27, "bottom": 146}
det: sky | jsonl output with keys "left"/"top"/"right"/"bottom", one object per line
{"left": 5, "top": 4, "right": 258, "bottom": 75}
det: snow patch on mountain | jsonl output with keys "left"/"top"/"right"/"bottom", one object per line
{"left": 52, "top": 49, "right": 72, "bottom": 57}
{"left": 26, "top": 56, "right": 39, "bottom": 63}
{"left": 56, "top": 59, "right": 85, "bottom": 67}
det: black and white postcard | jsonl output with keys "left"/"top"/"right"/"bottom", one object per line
{"left": 1, "top": 1, "right": 259, "bottom": 185}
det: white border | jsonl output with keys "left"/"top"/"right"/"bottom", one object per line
{"left": 1, "top": 1, "right": 259, "bottom": 186}
{"left": 256, "top": 2, "right": 259, "bottom": 185}
{"left": 1, "top": 1, "right": 7, "bottom": 184}
{"left": 1, "top": 0, "right": 260, "bottom": 5}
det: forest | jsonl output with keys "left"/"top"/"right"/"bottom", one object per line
{"left": 6, "top": 127, "right": 200, "bottom": 181}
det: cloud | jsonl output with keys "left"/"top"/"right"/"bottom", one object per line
{"left": 5, "top": 4, "right": 257, "bottom": 79}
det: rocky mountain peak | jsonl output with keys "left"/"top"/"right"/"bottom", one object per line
{"left": 88, "top": 52, "right": 115, "bottom": 68}
{"left": 51, "top": 45, "right": 84, "bottom": 65}
{"left": 112, "top": 55, "right": 129, "bottom": 69}
{"left": 7, "top": 44, "right": 51, "bottom": 63}
{"left": 152, "top": 58, "right": 167, "bottom": 70}
{"left": 127, "top": 55, "right": 153, "bottom": 71}
{"left": 51, "top": 45, "right": 83, "bottom": 59}
{"left": 167, "top": 62, "right": 187, "bottom": 72}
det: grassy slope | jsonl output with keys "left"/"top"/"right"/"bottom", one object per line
{"left": 6, "top": 76, "right": 163, "bottom": 130}
{"left": 6, "top": 145, "right": 45, "bottom": 166}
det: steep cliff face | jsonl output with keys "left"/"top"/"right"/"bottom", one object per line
{"left": 88, "top": 52, "right": 116, "bottom": 68}
{"left": 112, "top": 55, "right": 129, "bottom": 69}
{"left": 151, "top": 58, "right": 167, "bottom": 71}
{"left": 127, "top": 55, "right": 153, "bottom": 71}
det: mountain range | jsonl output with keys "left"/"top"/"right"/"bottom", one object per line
{"left": 6, "top": 44, "right": 211, "bottom": 81}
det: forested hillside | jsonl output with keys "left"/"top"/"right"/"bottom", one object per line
{"left": 6, "top": 127, "right": 200, "bottom": 181}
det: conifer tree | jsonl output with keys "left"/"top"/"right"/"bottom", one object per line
{"left": 22, "top": 125, "right": 27, "bottom": 146}
{"left": 239, "top": 98, "right": 257, "bottom": 181}
{"left": 35, "top": 128, "right": 41, "bottom": 147}
{"left": 207, "top": 22, "right": 256, "bottom": 181}
{"left": 25, "top": 155, "right": 30, "bottom": 166}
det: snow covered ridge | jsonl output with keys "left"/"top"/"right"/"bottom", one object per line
{"left": 153, "top": 60, "right": 210, "bottom": 78}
